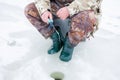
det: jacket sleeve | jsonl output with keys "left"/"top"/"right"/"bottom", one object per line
{"left": 34, "top": 0, "right": 50, "bottom": 16}
{"left": 67, "top": 0, "right": 97, "bottom": 16}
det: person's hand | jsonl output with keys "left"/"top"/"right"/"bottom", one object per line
{"left": 41, "top": 11, "right": 52, "bottom": 23}
{"left": 56, "top": 7, "right": 70, "bottom": 20}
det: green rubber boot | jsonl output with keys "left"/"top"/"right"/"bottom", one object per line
{"left": 48, "top": 31, "right": 62, "bottom": 54}
{"left": 59, "top": 36, "right": 74, "bottom": 62}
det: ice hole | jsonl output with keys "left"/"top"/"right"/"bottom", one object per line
{"left": 50, "top": 72, "right": 64, "bottom": 80}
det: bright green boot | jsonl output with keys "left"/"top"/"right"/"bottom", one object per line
{"left": 48, "top": 31, "right": 62, "bottom": 54}
{"left": 59, "top": 36, "right": 74, "bottom": 62}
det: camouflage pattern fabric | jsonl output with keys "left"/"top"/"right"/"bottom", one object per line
{"left": 24, "top": 3, "right": 55, "bottom": 38}
{"left": 25, "top": 0, "right": 103, "bottom": 46}
{"left": 68, "top": 10, "right": 96, "bottom": 46}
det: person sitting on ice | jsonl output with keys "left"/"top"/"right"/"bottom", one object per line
{"left": 24, "top": 0, "right": 103, "bottom": 62}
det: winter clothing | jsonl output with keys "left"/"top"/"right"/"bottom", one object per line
{"left": 69, "top": 10, "right": 96, "bottom": 45}
{"left": 35, "top": 0, "right": 103, "bottom": 33}
{"left": 48, "top": 31, "right": 62, "bottom": 54}
{"left": 24, "top": 0, "right": 103, "bottom": 62}
{"left": 60, "top": 36, "right": 74, "bottom": 62}
{"left": 53, "top": 18, "right": 71, "bottom": 38}
{"left": 47, "top": 20, "right": 63, "bottom": 54}
{"left": 25, "top": 0, "right": 102, "bottom": 46}
{"left": 24, "top": 3, "right": 55, "bottom": 38}
{"left": 48, "top": 18, "right": 71, "bottom": 54}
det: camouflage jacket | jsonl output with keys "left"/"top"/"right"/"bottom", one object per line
{"left": 34, "top": 0, "right": 103, "bottom": 26}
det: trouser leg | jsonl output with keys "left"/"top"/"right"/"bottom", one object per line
{"left": 56, "top": 11, "right": 96, "bottom": 62}
{"left": 54, "top": 18, "right": 71, "bottom": 38}
{"left": 24, "top": 2, "right": 55, "bottom": 39}
{"left": 24, "top": 3, "right": 63, "bottom": 54}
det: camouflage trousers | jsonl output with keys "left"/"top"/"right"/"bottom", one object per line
{"left": 24, "top": 3, "right": 96, "bottom": 46}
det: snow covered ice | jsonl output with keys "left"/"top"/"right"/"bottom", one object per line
{"left": 0, "top": 0, "right": 120, "bottom": 80}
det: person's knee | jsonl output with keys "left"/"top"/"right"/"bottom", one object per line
{"left": 24, "top": 2, "right": 35, "bottom": 17}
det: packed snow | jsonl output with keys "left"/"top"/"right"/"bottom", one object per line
{"left": 0, "top": 0, "right": 120, "bottom": 80}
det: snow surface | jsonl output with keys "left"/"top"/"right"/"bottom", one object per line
{"left": 0, "top": 0, "right": 120, "bottom": 80}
